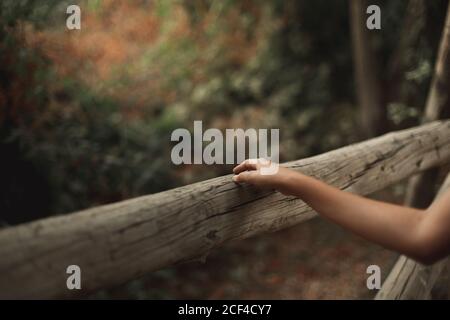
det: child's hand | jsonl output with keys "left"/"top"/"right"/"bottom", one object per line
{"left": 232, "top": 159, "right": 301, "bottom": 195}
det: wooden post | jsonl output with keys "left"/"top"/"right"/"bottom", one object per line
{"left": 0, "top": 120, "right": 449, "bottom": 298}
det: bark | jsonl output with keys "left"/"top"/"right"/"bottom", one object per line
{"left": 404, "top": 2, "right": 450, "bottom": 208}
{"left": 350, "top": 0, "right": 386, "bottom": 138}
{"left": 0, "top": 120, "right": 449, "bottom": 299}
{"left": 376, "top": 173, "right": 450, "bottom": 300}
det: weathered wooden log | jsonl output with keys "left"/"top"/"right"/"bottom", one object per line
{"left": 0, "top": 120, "right": 449, "bottom": 299}
{"left": 375, "top": 172, "right": 450, "bottom": 300}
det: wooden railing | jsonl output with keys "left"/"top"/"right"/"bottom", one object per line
{"left": 0, "top": 119, "right": 449, "bottom": 299}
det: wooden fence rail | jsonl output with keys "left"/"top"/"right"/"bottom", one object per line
{"left": 0, "top": 120, "right": 449, "bottom": 298}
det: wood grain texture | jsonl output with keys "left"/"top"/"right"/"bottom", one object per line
{"left": 0, "top": 120, "right": 449, "bottom": 299}
{"left": 376, "top": 173, "right": 450, "bottom": 300}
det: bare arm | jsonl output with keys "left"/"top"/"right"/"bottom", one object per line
{"left": 232, "top": 160, "right": 450, "bottom": 265}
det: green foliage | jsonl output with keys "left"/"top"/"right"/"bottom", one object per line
{"left": 0, "top": 1, "right": 180, "bottom": 222}
{"left": 2, "top": 77, "right": 180, "bottom": 221}
{"left": 0, "top": 0, "right": 64, "bottom": 28}
{"left": 1, "top": 0, "right": 448, "bottom": 224}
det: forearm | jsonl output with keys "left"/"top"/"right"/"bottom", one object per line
{"left": 232, "top": 160, "right": 450, "bottom": 263}
{"left": 282, "top": 172, "right": 426, "bottom": 259}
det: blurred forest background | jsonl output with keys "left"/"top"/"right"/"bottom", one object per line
{"left": 1, "top": 0, "right": 449, "bottom": 299}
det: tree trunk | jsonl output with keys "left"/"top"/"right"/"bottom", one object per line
{"left": 404, "top": 2, "right": 450, "bottom": 208}
{"left": 349, "top": 0, "right": 386, "bottom": 138}
{"left": 0, "top": 120, "right": 449, "bottom": 298}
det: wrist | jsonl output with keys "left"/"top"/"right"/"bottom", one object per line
{"left": 276, "top": 170, "right": 305, "bottom": 196}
